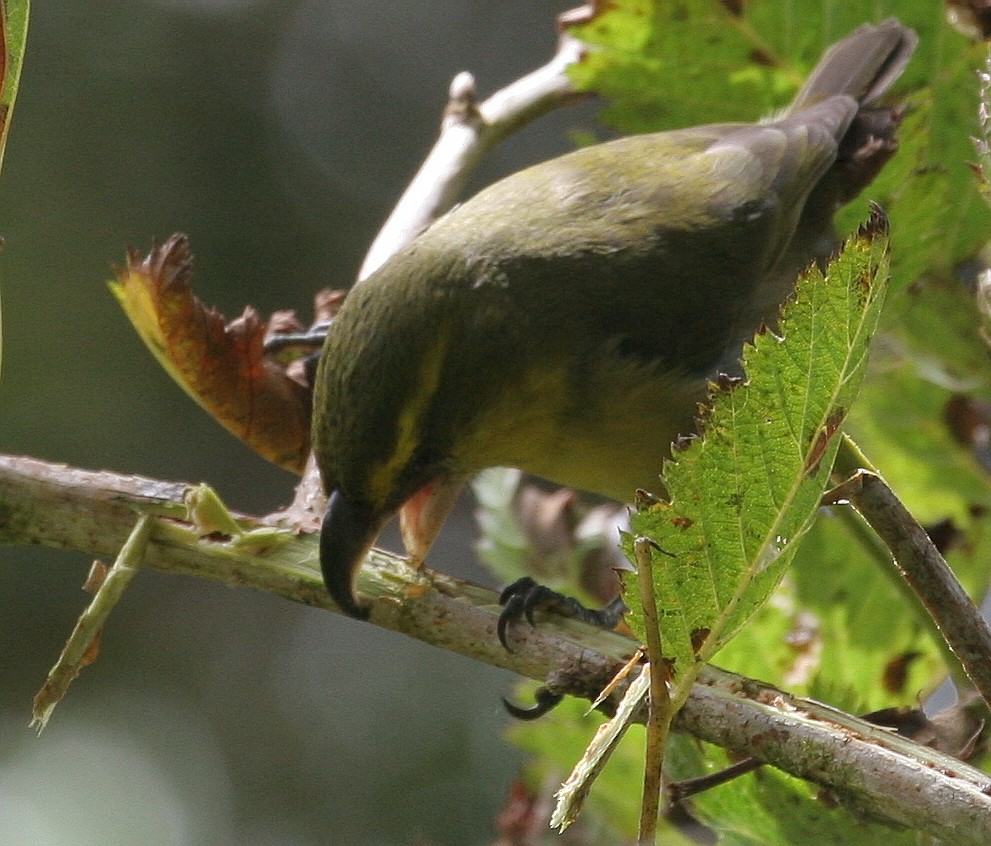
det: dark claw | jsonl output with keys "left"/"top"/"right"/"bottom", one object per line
{"left": 497, "top": 577, "right": 546, "bottom": 650}
{"left": 497, "top": 576, "right": 629, "bottom": 650}
{"left": 502, "top": 686, "right": 564, "bottom": 721}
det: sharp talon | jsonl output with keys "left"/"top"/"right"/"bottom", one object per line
{"left": 498, "top": 577, "right": 541, "bottom": 650}
{"left": 502, "top": 687, "right": 564, "bottom": 720}
{"left": 499, "top": 576, "right": 536, "bottom": 605}
{"left": 497, "top": 600, "right": 519, "bottom": 651}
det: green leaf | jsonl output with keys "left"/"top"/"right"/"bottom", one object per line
{"left": 0, "top": 0, "right": 29, "bottom": 177}
{"left": 0, "top": 0, "right": 30, "bottom": 384}
{"left": 714, "top": 512, "right": 950, "bottom": 715}
{"left": 567, "top": 1, "right": 793, "bottom": 133}
{"left": 625, "top": 220, "right": 890, "bottom": 711}
{"left": 568, "top": 0, "right": 991, "bottom": 288}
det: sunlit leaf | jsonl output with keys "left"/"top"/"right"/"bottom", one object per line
{"left": 625, "top": 217, "right": 890, "bottom": 713}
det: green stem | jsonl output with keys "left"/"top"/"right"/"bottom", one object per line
{"left": 31, "top": 513, "right": 151, "bottom": 732}
{"left": 635, "top": 537, "right": 670, "bottom": 844}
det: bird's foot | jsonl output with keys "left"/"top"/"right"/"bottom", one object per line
{"left": 496, "top": 576, "right": 627, "bottom": 650}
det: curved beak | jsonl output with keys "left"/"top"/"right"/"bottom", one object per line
{"left": 319, "top": 490, "right": 389, "bottom": 619}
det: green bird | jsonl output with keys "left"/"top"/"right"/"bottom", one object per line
{"left": 312, "top": 19, "right": 916, "bottom": 624}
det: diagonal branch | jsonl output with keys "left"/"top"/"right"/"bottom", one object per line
{"left": 288, "top": 12, "right": 589, "bottom": 520}
{"left": 3, "top": 453, "right": 991, "bottom": 843}
{"left": 357, "top": 31, "right": 587, "bottom": 282}
{"left": 831, "top": 436, "right": 991, "bottom": 712}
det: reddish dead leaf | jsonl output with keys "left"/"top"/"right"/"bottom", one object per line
{"left": 109, "top": 234, "right": 314, "bottom": 473}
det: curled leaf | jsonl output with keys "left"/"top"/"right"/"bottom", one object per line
{"left": 109, "top": 235, "right": 313, "bottom": 472}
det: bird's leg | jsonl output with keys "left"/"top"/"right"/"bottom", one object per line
{"left": 497, "top": 576, "right": 628, "bottom": 651}
{"left": 262, "top": 320, "right": 332, "bottom": 354}
{"left": 263, "top": 320, "right": 333, "bottom": 391}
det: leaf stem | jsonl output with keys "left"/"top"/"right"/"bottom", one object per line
{"left": 634, "top": 537, "right": 669, "bottom": 844}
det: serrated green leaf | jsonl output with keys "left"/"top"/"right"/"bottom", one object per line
{"left": 625, "top": 223, "right": 889, "bottom": 711}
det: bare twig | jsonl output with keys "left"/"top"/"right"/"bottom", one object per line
{"left": 289, "top": 16, "right": 587, "bottom": 522}
{"left": 831, "top": 436, "right": 991, "bottom": 712}
{"left": 357, "top": 32, "right": 586, "bottom": 281}
{"left": 4, "top": 453, "right": 991, "bottom": 842}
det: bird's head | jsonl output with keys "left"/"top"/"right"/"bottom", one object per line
{"left": 310, "top": 257, "right": 477, "bottom": 619}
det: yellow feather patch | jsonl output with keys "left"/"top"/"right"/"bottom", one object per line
{"left": 367, "top": 326, "right": 451, "bottom": 506}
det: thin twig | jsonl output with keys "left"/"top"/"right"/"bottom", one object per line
{"left": 831, "top": 436, "right": 991, "bottom": 712}
{"left": 289, "top": 15, "right": 587, "bottom": 519}
{"left": 668, "top": 758, "right": 763, "bottom": 803}
{"left": 357, "top": 32, "right": 586, "bottom": 281}
{"left": 635, "top": 537, "right": 669, "bottom": 843}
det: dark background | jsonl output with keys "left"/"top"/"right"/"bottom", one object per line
{"left": 0, "top": 2, "right": 600, "bottom": 843}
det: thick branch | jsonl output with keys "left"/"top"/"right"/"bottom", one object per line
{"left": 681, "top": 667, "right": 991, "bottom": 840}
{"left": 3, "top": 453, "right": 991, "bottom": 842}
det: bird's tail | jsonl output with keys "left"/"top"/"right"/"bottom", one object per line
{"left": 788, "top": 19, "right": 918, "bottom": 113}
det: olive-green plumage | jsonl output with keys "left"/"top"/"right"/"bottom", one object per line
{"left": 314, "top": 20, "right": 916, "bottom": 619}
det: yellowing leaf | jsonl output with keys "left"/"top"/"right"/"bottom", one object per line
{"left": 109, "top": 234, "right": 312, "bottom": 472}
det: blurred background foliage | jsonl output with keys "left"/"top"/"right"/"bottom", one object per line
{"left": 0, "top": 2, "right": 594, "bottom": 844}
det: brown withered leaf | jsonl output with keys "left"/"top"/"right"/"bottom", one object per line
{"left": 109, "top": 234, "right": 312, "bottom": 473}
